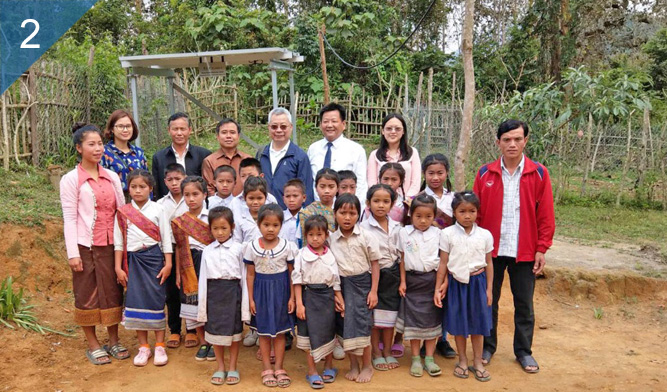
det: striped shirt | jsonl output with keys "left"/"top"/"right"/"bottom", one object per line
{"left": 498, "top": 155, "right": 524, "bottom": 258}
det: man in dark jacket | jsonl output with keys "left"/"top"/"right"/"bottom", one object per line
{"left": 152, "top": 112, "right": 212, "bottom": 199}
{"left": 258, "top": 107, "right": 314, "bottom": 209}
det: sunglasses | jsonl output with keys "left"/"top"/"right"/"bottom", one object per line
{"left": 270, "top": 124, "right": 290, "bottom": 131}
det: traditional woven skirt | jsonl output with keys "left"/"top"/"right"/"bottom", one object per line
{"left": 180, "top": 249, "right": 204, "bottom": 330}
{"left": 205, "top": 279, "right": 243, "bottom": 346}
{"left": 250, "top": 270, "right": 294, "bottom": 337}
{"left": 124, "top": 245, "right": 167, "bottom": 330}
{"left": 373, "top": 263, "right": 401, "bottom": 328}
{"left": 335, "top": 273, "right": 372, "bottom": 356}
{"left": 396, "top": 270, "right": 442, "bottom": 341}
{"left": 296, "top": 284, "right": 336, "bottom": 362}
{"left": 73, "top": 245, "right": 123, "bottom": 327}
{"left": 445, "top": 272, "right": 492, "bottom": 337}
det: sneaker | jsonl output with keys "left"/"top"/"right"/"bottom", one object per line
{"left": 207, "top": 345, "right": 216, "bottom": 361}
{"left": 195, "top": 345, "right": 209, "bottom": 361}
{"left": 243, "top": 330, "right": 258, "bottom": 347}
{"left": 333, "top": 339, "right": 345, "bottom": 360}
{"left": 133, "top": 346, "right": 152, "bottom": 367}
{"left": 153, "top": 346, "right": 168, "bottom": 366}
{"left": 436, "top": 340, "right": 457, "bottom": 359}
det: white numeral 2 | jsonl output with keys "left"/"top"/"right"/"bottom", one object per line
{"left": 20, "top": 19, "right": 40, "bottom": 49}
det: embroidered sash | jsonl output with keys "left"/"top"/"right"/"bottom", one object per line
{"left": 116, "top": 204, "right": 161, "bottom": 274}
{"left": 171, "top": 213, "right": 214, "bottom": 303}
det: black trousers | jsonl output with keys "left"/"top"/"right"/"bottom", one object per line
{"left": 483, "top": 256, "right": 535, "bottom": 358}
{"left": 165, "top": 261, "right": 182, "bottom": 335}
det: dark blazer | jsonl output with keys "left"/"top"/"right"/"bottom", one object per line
{"left": 152, "top": 144, "right": 212, "bottom": 199}
{"left": 258, "top": 142, "right": 314, "bottom": 210}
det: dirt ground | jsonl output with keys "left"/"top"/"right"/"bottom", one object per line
{"left": 0, "top": 221, "right": 665, "bottom": 392}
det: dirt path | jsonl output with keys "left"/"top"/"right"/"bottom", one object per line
{"left": 0, "top": 222, "right": 665, "bottom": 392}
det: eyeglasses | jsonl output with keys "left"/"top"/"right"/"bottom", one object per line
{"left": 384, "top": 127, "right": 404, "bottom": 133}
{"left": 114, "top": 125, "right": 133, "bottom": 131}
{"left": 270, "top": 124, "right": 290, "bottom": 131}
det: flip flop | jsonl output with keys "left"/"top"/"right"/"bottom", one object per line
{"left": 453, "top": 364, "right": 469, "bottom": 379}
{"left": 274, "top": 369, "right": 291, "bottom": 388}
{"left": 211, "top": 371, "right": 226, "bottom": 385}
{"left": 516, "top": 355, "right": 540, "bottom": 374}
{"left": 166, "top": 334, "right": 181, "bottom": 349}
{"left": 391, "top": 343, "right": 404, "bottom": 358}
{"left": 372, "top": 356, "right": 389, "bottom": 371}
{"left": 184, "top": 333, "right": 198, "bottom": 348}
{"left": 322, "top": 368, "right": 338, "bottom": 383}
{"left": 482, "top": 350, "right": 493, "bottom": 365}
{"left": 226, "top": 370, "right": 240, "bottom": 385}
{"left": 103, "top": 343, "right": 130, "bottom": 360}
{"left": 86, "top": 348, "right": 111, "bottom": 365}
{"left": 305, "top": 374, "right": 325, "bottom": 389}
{"left": 261, "top": 369, "right": 277, "bottom": 387}
{"left": 468, "top": 366, "right": 491, "bottom": 382}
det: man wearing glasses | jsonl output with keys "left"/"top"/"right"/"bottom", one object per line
{"left": 202, "top": 117, "right": 251, "bottom": 196}
{"left": 258, "top": 107, "right": 314, "bottom": 209}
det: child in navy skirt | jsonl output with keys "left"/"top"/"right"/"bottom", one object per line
{"left": 244, "top": 204, "right": 298, "bottom": 388}
{"left": 435, "top": 191, "right": 494, "bottom": 382}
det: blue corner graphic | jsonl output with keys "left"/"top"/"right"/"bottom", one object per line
{"left": 0, "top": 0, "right": 99, "bottom": 94}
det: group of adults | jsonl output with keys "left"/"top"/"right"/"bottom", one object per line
{"left": 62, "top": 102, "right": 553, "bottom": 374}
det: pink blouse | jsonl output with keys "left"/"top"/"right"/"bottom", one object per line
{"left": 78, "top": 166, "right": 117, "bottom": 246}
{"left": 366, "top": 148, "right": 422, "bottom": 197}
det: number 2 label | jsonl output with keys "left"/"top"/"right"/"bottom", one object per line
{"left": 20, "top": 19, "right": 40, "bottom": 49}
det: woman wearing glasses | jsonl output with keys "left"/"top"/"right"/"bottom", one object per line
{"left": 101, "top": 109, "right": 148, "bottom": 200}
{"left": 367, "top": 113, "right": 421, "bottom": 198}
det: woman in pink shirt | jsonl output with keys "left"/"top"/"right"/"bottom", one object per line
{"left": 367, "top": 113, "right": 421, "bottom": 198}
{"left": 60, "top": 123, "right": 127, "bottom": 365}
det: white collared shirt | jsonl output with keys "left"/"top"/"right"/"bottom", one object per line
{"left": 498, "top": 155, "right": 524, "bottom": 258}
{"left": 171, "top": 143, "right": 190, "bottom": 171}
{"left": 328, "top": 225, "right": 381, "bottom": 277}
{"left": 424, "top": 187, "right": 454, "bottom": 217}
{"left": 208, "top": 193, "right": 235, "bottom": 209}
{"left": 200, "top": 238, "right": 245, "bottom": 280}
{"left": 292, "top": 246, "right": 341, "bottom": 290}
{"left": 269, "top": 140, "right": 291, "bottom": 174}
{"left": 229, "top": 192, "right": 279, "bottom": 219}
{"left": 397, "top": 225, "right": 441, "bottom": 272}
{"left": 360, "top": 215, "right": 401, "bottom": 270}
{"left": 307, "top": 135, "right": 368, "bottom": 201}
{"left": 242, "top": 238, "right": 298, "bottom": 274}
{"left": 279, "top": 209, "right": 299, "bottom": 245}
{"left": 156, "top": 192, "right": 188, "bottom": 221}
{"left": 233, "top": 213, "right": 261, "bottom": 244}
{"left": 113, "top": 200, "right": 173, "bottom": 253}
{"left": 440, "top": 223, "right": 494, "bottom": 284}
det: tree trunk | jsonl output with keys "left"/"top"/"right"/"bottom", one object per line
{"left": 454, "top": 0, "right": 476, "bottom": 191}
{"left": 318, "top": 25, "right": 330, "bottom": 105}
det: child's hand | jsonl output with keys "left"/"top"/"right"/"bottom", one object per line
{"left": 398, "top": 282, "right": 406, "bottom": 297}
{"left": 296, "top": 304, "right": 306, "bottom": 320}
{"left": 367, "top": 291, "right": 378, "bottom": 309}
{"left": 434, "top": 288, "right": 443, "bottom": 308}
{"left": 115, "top": 268, "right": 128, "bottom": 288}
{"left": 288, "top": 296, "right": 296, "bottom": 314}
{"left": 157, "top": 264, "right": 172, "bottom": 285}
{"left": 250, "top": 299, "right": 256, "bottom": 315}
{"left": 68, "top": 257, "right": 83, "bottom": 272}
{"left": 334, "top": 296, "right": 345, "bottom": 313}
{"left": 486, "top": 288, "right": 493, "bottom": 307}
{"left": 175, "top": 270, "right": 181, "bottom": 290}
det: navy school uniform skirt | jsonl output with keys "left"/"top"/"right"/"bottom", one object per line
{"left": 445, "top": 272, "right": 492, "bottom": 337}
{"left": 250, "top": 270, "right": 295, "bottom": 337}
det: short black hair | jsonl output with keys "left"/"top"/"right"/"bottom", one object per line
{"left": 338, "top": 170, "right": 357, "bottom": 183}
{"left": 303, "top": 215, "right": 329, "bottom": 237}
{"left": 164, "top": 163, "right": 186, "bottom": 177}
{"left": 257, "top": 204, "right": 284, "bottom": 225}
{"left": 366, "top": 184, "right": 396, "bottom": 204}
{"left": 127, "top": 169, "right": 156, "bottom": 189}
{"left": 315, "top": 168, "right": 339, "bottom": 186}
{"left": 333, "top": 193, "right": 361, "bottom": 215}
{"left": 209, "top": 206, "right": 234, "bottom": 227}
{"left": 451, "top": 190, "right": 481, "bottom": 212}
{"left": 284, "top": 178, "right": 306, "bottom": 194}
{"left": 243, "top": 176, "right": 268, "bottom": 197}
{"left": 214, "top": 165, "right": 237, "bottom": 181}
{"left": 167, "top": 112, "right": 191, "bottom": 128}
{"left": 216, "top": 118, "right": 241, "bottom": 134}
{"left": 319, "top": 102, "right": 346, "bottom": 122}
{"left": 497, "top": 119, "right": 529, "bottom": 139}
{"left": 239, "top": 157, "right": 263, "bottom": 175}
{"left": 409, "top": 193, "right": 437, "bottom": 216}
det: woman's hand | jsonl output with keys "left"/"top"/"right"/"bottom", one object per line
{"left": 115, "top": 268, "right": 128, "bottom": 288}
{"left": 157, "top": 264, "right": 172, "bottom": 285}
{"left": 68, "top": 257, "right": 83, "bottom": 272}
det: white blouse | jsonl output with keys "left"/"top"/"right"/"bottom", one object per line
{"left": 291, "top": 246, "right": 341, "bottom": 290}
{"left": 359, "top": 215, "right": 401, "bottom": 270}
{"left": 113, "top": 200, "right": 173, "bottom": 253}
{"left": 397, "top": 225, "right": 440, "bottom": 273}
{"left": 243, "top": 238, "right": 298, "bottom": 274}
{"left": 440, "top": 223, "right": 494, "bottom": 284}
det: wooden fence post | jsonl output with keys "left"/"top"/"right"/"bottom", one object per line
{"left": 28, "top": 68, "right": 39, "bottom": 166}
{"left": 2, "top": 92, "right": 8, "bottom": 170}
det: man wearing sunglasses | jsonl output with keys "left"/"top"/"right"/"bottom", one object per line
{"left": 258, "top": 107, "right": 314, "bottom": 209}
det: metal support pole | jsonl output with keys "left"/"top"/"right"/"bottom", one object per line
{"left": 166, "top": 76, "right": 175, "bottom": 115}
{"left": 289, "top": 70, "right": 296, "bottom": 143}
{"left": 271, "top": 68, "right": 278, "bottom": 109}
{"left": 130, "top": 73, "right": 141, "bottom": 147}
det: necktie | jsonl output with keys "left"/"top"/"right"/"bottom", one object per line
{"left": 323, "top": 141, "right": 333, "bottom": 169}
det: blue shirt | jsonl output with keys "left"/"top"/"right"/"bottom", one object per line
{"left": 101, "top": 142, "right": 148, "bottom": 191}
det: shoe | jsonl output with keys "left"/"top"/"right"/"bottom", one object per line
{"left": 195, "top": 345, "right": 209, "bottom": 361}
{"left": 285, "top": 332, "right": 293, "bottom": 351}
{"left": 133, "top": 346, "right": 152, "bottom": 367}
{"left": 436, "top": 340, "right": 457, "bottom": 359}
{"left": 207, "top": 345, "right": 216, "bottom": 361}
{"left": 153, "top": 346, "right": 168, "bottom": 366}
{"left": 333, "top": 339, "right": 345, "bottom": 360}
{"left": 243, "top": 330, "right": 258, "bottom": 347}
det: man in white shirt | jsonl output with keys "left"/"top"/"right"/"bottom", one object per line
{"left": 307, "top": 103, "right": 368, "bottom": 201}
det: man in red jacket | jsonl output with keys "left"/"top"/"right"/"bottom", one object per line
{"left": 473, "top": 119, "right": 555, "bottom": 374}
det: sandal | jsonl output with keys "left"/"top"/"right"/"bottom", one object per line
{"left": 385, "top": 356, "right": 400, "bottom": 369}
{"left": 184, "top": 333, "right": 198, "bottom": 348}
{"left": 166, "top": 334, "right": 181, "bottom": 349}
{"left": 104, "top": 342, "right": 130, "bottom": 360}
{"left": 322, "top": 368, "right": 338, "bottom": 383}
{"left": 86, "top": 348, "right": 111, "bottom": 365}
{"left": 468, "top": 366, "right": 491, "bottom": 382}
{"left": 261, "top": 369, "right": 277, "bottom": 387}
{"left": 410, "top": 356, "right": 423, "bottom": 377}
{"left": 372, "top": 356, "right": 389, "bottom": 371}
{"left": 391, "top": 343, "right": 405, "bottom": 358}
{"left": 305, "top": 374, "right": 324, "bottom": 389}
{"left": 211, "top": 371, "right": 226, "bottom": 385}
{"left": 516, "top": 355, "right": 540, "bottom": 374}
{"left": 274, "top": 369, "right": 291, "bottom": 388}
{"left": 226, "top": 370, "right": 240, "bottom": 385}
{"left": 423, "top": 356, "right": 442, "bottom": 377}
{"left": 453, "top": 363, "right": 469, "bottom": 379}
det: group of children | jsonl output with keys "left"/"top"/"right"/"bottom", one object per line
{"left": 112, "top": 152, "right": 496, "bottom": 387}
